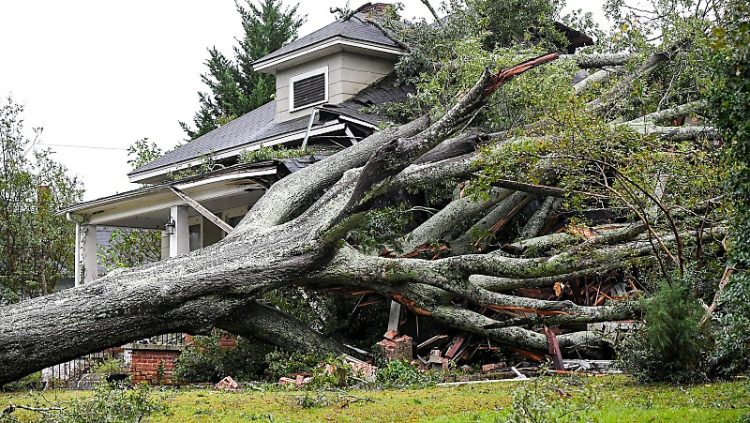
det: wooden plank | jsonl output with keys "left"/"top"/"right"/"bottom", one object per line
{"left": 169, "top": 186, "right": 234, "bottom": 234}
{"left": 445, "top": 336, "right": 465, "bottom": 359}
{"left": 345, "top": 126, "right": 358, "bottom": 145}
{"left": 511, "top": 347, "right": 545, "bottom": 362}
{"left": 416, "top": 335, "right": 449, "bottom": 351}
{"left": 544, "top": 326, "right": 565, "bottom": 371}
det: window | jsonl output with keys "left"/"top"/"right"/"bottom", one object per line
{"left": 289, "top": 66, "right": 328, "bottom": 111}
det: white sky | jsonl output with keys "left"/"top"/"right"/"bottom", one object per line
{"left": 0, "top": 0, "right": 605, "bottom": 201}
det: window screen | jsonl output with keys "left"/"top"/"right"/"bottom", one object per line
{"left": 292, "top": 73, "right": 326, "bottom": 109}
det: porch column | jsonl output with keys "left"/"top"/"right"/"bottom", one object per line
{"left": 74, "top": 222, "right": 82, "bottom": 287}
{"left": 81, "top": 224, "right": 98, "bottom": 283}
{"left": 169, "top": 206, "right": 189, "bottom": 258}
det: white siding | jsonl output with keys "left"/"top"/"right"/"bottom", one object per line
{"left": 274, "top": 51, "right": 396, "bottom": 122}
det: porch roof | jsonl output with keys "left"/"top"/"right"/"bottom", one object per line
{"left": 61, "top": 162, "right": 279, "bottom": 230}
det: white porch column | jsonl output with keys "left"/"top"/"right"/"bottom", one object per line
{"left": 74, "top": 222, "right": 82, "bottom": 287}
{"left": 81, "top": 224, "right": 98, "bottom": 283}
{"left": 169, "top": 206, "right": 190, "bottom": 258}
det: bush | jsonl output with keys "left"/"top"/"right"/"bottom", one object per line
{"left": 1, "top": 372, "right": 43, "bottom": 392}
{"left": 375, "top": 360, "right": 432, "bottom": 389}
{"left": 91, "top": 358, "right": 125, "bottom": 378}
{"left": 618, "top": 278, "right": 710, "bottom": 383}
{"left": 264, "top": 350, "right": 323, "bottom": 381}
{"left": 173, "top": 333, "right": 273, "bottom": 383}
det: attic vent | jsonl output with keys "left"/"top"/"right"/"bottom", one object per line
{"left": 290, "top": 67, "right": 328, "bottom": 111}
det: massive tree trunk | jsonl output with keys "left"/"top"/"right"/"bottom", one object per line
{"left": 0, "top": 52, "right": 722, "bottom": 384}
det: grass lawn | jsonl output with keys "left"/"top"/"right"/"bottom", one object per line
{"left": 1, "top": 376, "right": 747, "bottom": 422}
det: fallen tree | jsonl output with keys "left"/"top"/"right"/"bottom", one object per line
{"left": 0, "top": 42, "right": 728, "bottom": 383}
{"left": 11, "top": 0, "right": 746, "bottom": 380}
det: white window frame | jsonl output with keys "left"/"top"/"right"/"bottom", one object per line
{"left": 289, "top": 66, "right": 329, "bottom": 112}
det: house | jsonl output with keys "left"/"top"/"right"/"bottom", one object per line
{"left": 53, "top": 3, "right": 594, "bottom": 385}
{"left": 60, "top": 3, "right": 413, "bottom": 286}
{"left": 60, "top": 3, "right": 593, "bottom": 286}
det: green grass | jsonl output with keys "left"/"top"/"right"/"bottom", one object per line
{"left": 1, "top": 376, "right": 748, "bottom": 422}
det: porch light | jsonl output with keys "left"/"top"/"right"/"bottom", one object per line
{"left": 165, "top": 217, "right": 176, "bottom": 236}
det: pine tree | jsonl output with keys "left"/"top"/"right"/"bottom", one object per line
{"left": 181, "top": 0, "right": 305, "bottom": 140}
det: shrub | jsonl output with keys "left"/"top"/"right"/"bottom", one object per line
{"left": 91, "top": 358, "right": 125, "bottom": 378}
{"left": 54, "top": 383, "right": 167, "bottom": 423}
{"left": 617, "top": 277, "right": 710, "bottom": 383}
{"left": 1, "top": 372, "right": 43, "bottom": 392}
{"left": 173, "top": 332, "right": 273, "bottom": 383}
{"left": 375, "top": 360, "right": 432, "bottom": 389}
{"left": 264, "top": 350, "right": 323, "bottom": 381}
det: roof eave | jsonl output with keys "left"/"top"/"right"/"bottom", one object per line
{"left": 61, "top": 164, "right": 278, "bottom": 216}
{"left": 127, "top": 121, "right": 347, "bottom": 184}
{"left": 253, "top": 36, "right": 405, "bottom": 74}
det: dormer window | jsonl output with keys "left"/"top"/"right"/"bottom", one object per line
{"left": 289, "top": 66, "right": 328, "bottom": 112}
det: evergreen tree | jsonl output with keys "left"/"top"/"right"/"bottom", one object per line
{"left": 181, "top": 0, "right": 305, "bottom": 140}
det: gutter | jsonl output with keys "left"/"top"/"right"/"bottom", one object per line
{"left": 128, "top": 121, "right": 345, "bottom": 184}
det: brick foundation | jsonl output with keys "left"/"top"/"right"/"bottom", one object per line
{"left": 129, "top": 348, "right": 180, "bottom": 385}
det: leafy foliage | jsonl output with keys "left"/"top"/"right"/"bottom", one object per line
{"left": 0, "top": 383, "right": 167, "bottom": 423}
{"left": 98, "top": 228, "right": 161, "bottom": 273}
{"left": 98, "top": 139, "right": 163, "bottom": 273}
{"left": 264, "top": 350, "right": 323, "bottom": 381}
{"left": 374, "top": 360, "right": 432, "bottom": 389}
{"left": 238, "top": 146, "right": 310, "bottom": 164}
{"left": 618, "top": 277, "right": 710, "bottom": 383}
{"left": 706, "top": 0, "right": 750, "bottom": 376}
{"left": 181, "top": 0, "right": 305, "bottom": 139}
{"left": 505, "top": 375, "right": 598, "bottom": 422}
{"left": 0, "top": 98, "right": 83, "bottom": 302}
{"left": 90, "top": 359, "right": 126, "bottom": 379}
{"left": 347, "top": 205, "right": 414, "bottom": 254}
{"left": 173, "top": 332, "right": 274, "bottom": 383}
{"left": 126, "top": 138, "right": 162, "bottom": 171}
{"left": 474, "top": 0, "right": 569, "bottom": 51}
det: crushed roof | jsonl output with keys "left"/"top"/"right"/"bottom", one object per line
{"left": 319, "top": 73, "right": 413, "bottom": 125}
{"left": 255, "top": 15, "right": 401, "bottom": 66}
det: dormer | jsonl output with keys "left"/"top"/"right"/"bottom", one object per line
{"left": 253, "top": 5, "right": 406, "bottom": 122}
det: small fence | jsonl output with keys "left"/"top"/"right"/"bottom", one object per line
{"left": 42, "top": 333, "right": 185, "bottom": 386}
{"left": 42, "top": 348, "right": 119, "bottom": 384}
{"left": 133, "top": 333, "right": 185, "bottom": 346}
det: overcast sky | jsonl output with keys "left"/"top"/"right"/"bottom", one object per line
{"left": 0, "top": 0, "right": 605, "bottom": 201}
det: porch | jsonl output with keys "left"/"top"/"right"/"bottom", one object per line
{"left": 60, "top": 162, "right": 279, "bottom": 285}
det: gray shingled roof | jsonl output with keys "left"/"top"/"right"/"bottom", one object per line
{"left": 130, "top": 102, "right": 280, "bottom": 177}
{"left": 255, "top": 16, "right": 401, "bottom": 66}
{"left": 130, "top": 74, "right": 413, "bottom": 179}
